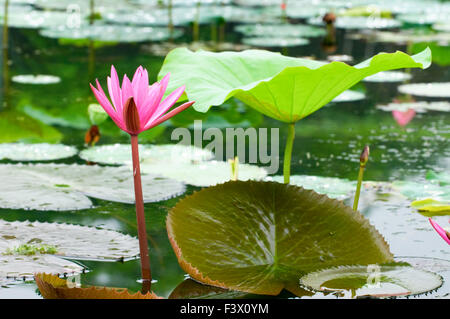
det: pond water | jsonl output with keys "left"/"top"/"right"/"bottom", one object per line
{"left": 0, "top": 0, "right": 449, "bottom": 299}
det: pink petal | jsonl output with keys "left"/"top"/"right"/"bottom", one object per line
{"left": 121, "top": 74, "right": 134, "bottom": 107}
{"left": 139, "top": 83, "right": 161, "bottom": 126}
{"left": 133, "top": 67, "right": 149, "bottom": 108}
{"left": 108, "top": 65, "right": 123, "bottom": 113}
{"left": 154, "top": 73, "right": 170, "bottom": 106}
{"left": 145, "top": 101, "right": 194, "bottom": 130}
{"left": 90, "top": 83, "right": 125, "bottom": 130}
{"left": 429, "top": 218, "right": 450, "bottom": 245}
{"left": 147, "top": 85, "right": 185, "bottom": 125}
{"left": 392, "top": 109, "right": 416, "bottom": 127}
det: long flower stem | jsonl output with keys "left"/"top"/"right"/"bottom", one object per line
{"left": 283, "top": 122, "right": 296, "bottom": 184}
{"left": 130, "top": 134, "right": 152, "bottom": 294}
{"left": 353, "top": 165, "right": 365, "bottom": 211}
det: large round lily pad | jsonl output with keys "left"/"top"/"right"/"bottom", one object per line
{"left": 307, "top": 16, "right": 402, "bottom": 29}
{"left": 377, "top": 101, "right": 450, "bottom": 113}
{"left": 79, "top": 144, "right": 213, "bottom": 165}
{"left": 0, "top": 164, "right": 186, "bottom": 210}
{"left": 11, "top": 75, "right": 61, "bottom": 85}
{"left": 235, "top": 24, "right": 326, "bottom": 38}
{"left": 0, "top": 220, "right": 140, "bottom": 261}
{"left": 242, "top": 37, "right": 310, "bottom": 48}
{"left": 141, "top": 160, "right": 267, "bottom": 187}
{"left": 167, "top": 181, "right": 393, "bottom": 296}
{"left": 363, "top": 71, "right": 412, "bottom": 83}
{"left": 0, "top": 143, "right": 77, "bottom": 161}
{"left": 300, "top": 265, "right": 443, "bottom": 298}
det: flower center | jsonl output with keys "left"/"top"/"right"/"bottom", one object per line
{"left": 123, "top": 97, "right": 141, "bottom": 134}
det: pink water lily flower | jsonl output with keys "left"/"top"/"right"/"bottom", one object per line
{"left": 392, "top": 109, "right": 416, "bottom": 127}
{"left": 429, "top": 218, "right": 450, "bottom": 245}
{"left": 90, "top": 65, "right": 194, "bottom": 135}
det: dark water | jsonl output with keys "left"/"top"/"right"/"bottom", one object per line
{"left": 0, "top": 4, "right": 449, "bottom": 299}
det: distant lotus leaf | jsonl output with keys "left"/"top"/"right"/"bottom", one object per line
{"left": 87, "top": 104, "right": 109, "bottom": 126}
{"left": 0, "top": 255, "right": 83, "bottom": 284}
{"left": 270, "top": 175, "right": 356, "bottom": 200}
{"left": 158, "top": 48, "right": 430, "bottom": 123}
{"left": 426, "top": 171, "right": 450, "bottom": 186}
{"left": 398, "top": 82, "right": 450, "bottom": 98}
{"left": 392, "top": 181, "right": 450, "bottom": 201}
{"left": 300, "top": 265, "right": 443, "bottom": 298}
{"left": 79, "top": 144, "right": 214, "bottom": 165}
{"left": 0, "top": 164, "right": 186, "bottom": 210}
{"left": 35, "top": 273, "right": 162, "bottom": 299}
{"left": 0, "top": 220, "right": 140, "bottom": 261}
{"left": 307, "top": 16, "right": 402, "bottom": 29}
{"left": 167, "top": 181, "right": 393, "bottom": 296}
{"left": 11, "top": 75, "right": 61, "bottom": 85}
{"left": 377, "top": 101, "right": 450, "bottom": 113}
{"left": 331, "top": 90, "right": 365, "bottom": 103}
{"left": 0, "top": 143, "right": 77, "bottom": 161}
{"left": 235, "top": 24, "right": 326, "bottom": 38}
{"left": 141, "top": 160, "right": 267, "bottom": 187}
{"left": 242, "top": 37, "right": 310, "bottom": 48}
{"left": 363, "top": 71, "right": 412, "bottom": 83}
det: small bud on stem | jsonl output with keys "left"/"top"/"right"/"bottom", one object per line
{"left": 353, "top": 145, "right": 370, "bottom": 211}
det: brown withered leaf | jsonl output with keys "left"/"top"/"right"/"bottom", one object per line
{"left": 35, "top": 273, "right": 162, "bottom": 299}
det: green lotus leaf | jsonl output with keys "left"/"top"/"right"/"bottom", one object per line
{"left": 411, "top": 199, "right": 450, "bottom": 216}
{"left": 300, "top": 265, "right": 443, "bottom": 298}
{"left": 167, "top": 181, "right": 393, "bottom": 296}
{"left": 158, "top": 47, "right": 431, "bottom": 123}
{"left": 426, "top": 170, "right": 450, "bottom": 186}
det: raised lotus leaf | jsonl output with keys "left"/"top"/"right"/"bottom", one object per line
{"left": 35, "top": 273, "right": 162, "bottom": 299}
{"left": 167, "top": 181, "right": 393, "bottom": 296}
{"left": 300, "top": 265, "right": 443, "bottom": 298}
{"left": 0, "top": 164, "right": 186, "bottom": 210}
{"left": 158, "top": 47, "right": 431, "bottom": 123}
{"left": 0, "top": 220, "right": 140, "bottom": 261}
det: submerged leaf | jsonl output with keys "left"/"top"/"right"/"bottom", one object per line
{"left": 0, "top": 220, "right": 140, "bottom": 261}
{"left": 167, "top": 181, "right": 393, "bottom": 296}
{"left": 35, "top": 273, "right": 162, "bottom": 299}
{"left": 158, "top": 48, "right": 430, "bottom": 123}
{"left": 300, "top": 265, "right": 443, "bottom": 298}
{"left": 0, "top": 164, "right": 186, "bottom": 210}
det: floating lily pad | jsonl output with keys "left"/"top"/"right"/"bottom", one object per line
{"left": 169, "top": 278, "right": 251, "bottom": 299}
{"left": 0, "top": 164, "right": 186, "bottom": 210}
{"left": 377, "top": 101, "right": 450, "bottom": 112}
{"left": 0, "top": 143, "right": 77, "bottom": 161}
{"left": 308, "top": 16, "right": 402, "bottom": 29}
{"left": 79, "top": 144, "right": 213, "bottom": 165}
{"left": 331, "top": 90, "right": 366, "bottom": 103}
{"left": 426, "top": 171, "right": 450, "bottom": 186}
{"left": 363, "top": 71, "right": 412, "bottom": 83}
{"left": 167, "top": 181, "right": 393, "bottom": 296}
{"left": 300, "top": 265, "right": 443, "bottom": 298}
{"left": 360, "top": 30, "right": 450, "bottom": 44}
{"left": 433, "top": 23, "right": 450, "bottom": 32}
{"left": 40, "top": 24, "right": 183, "bottom": 43}
{"left": 270, "top": 175, "right": 356, "bottom": 200}
{"left": 158, "top": 48, "right": 430, "bottom": 123}
{"left": 141, "top": 160, "right": 267, "bottom": 187}
{"left": 0, "top": 255, "right": 83, "bottom": 284}
{"left": 398, "top": 82, "right": 450, "bottom": 98}
{"left": 397, "top": 13, "right": 448, "bottom": 26}
{"left": 411, "top": 199, "right": 450, "bottom": 215}
{"left": 391, "top": 181, "right": 449, "bottom": 201}
{"left": 0, "top": 220, "right": 140, "bottom": 261}
{"left": 35, "top": 273, "right": 161, "bottom": 299}
{"left": 242, "top": 37, "right": 309, "bottom": 48}
{"left": 235, "top": 24, "right": 326, "bottom": 38}
{"left": 11, "top": 75, "right": 61, "bottom": 85}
